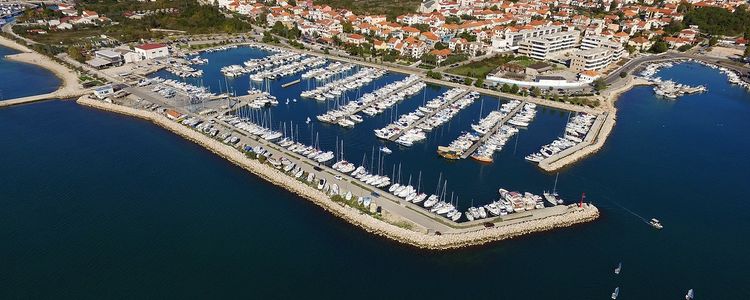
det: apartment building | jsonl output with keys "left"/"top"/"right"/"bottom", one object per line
{"left": 517, "top": 30, "right": 580, "bottom": 60}
{"left": 580, "top": 35, "right": 625, "bottom": 60}
{"left": 569, "top": 47, "right": 613, "bottom": 72}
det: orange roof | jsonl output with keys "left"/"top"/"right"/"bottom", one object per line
{"left": 429, "top": 49, "right": 451, "bottom": 56}
{"left": 581, "top": 70, "right": 599, "bottom": 76}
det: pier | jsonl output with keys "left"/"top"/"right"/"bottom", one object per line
{"left": 0, "top": 90, "right": 88, "bottom": 108}
{"left": 388, "top": 89, "right": 470, "bottom": 141}
{"left": 281, "top": 79, "right": 301, "bottom": 88}
{"left": 460, "top": 101, "right": 526, "bottom": 159}
{"left": 538, "top": 112, "right": 607, "bottom": 171}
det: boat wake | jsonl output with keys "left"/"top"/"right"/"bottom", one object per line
{"left": 600, "top": 194, "right": 650, "bottom": 225}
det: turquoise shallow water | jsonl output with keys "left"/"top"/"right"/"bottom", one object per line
{"left": 1, "top": 52, "right": 749, "bottom": 298}
{"left": 0, "top": 46, "right": 60, "bottom": 100}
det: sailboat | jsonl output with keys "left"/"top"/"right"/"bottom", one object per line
{"left": 543, "top": 173, "right": 564, "bottom": 205}
{"left": 379, "top": 146, "right": 392, "bottom": 154}
{"left": 611, "top": 287, "right": 620, "bottom": 299}
{"left": 685, "top": 289, "right": 694, "bottom": 300}
{"left": 614, "top": 262, "right": 622, "bottom": 275}
{"left": 306, "top": 117, "right": 311, "bottom": 124}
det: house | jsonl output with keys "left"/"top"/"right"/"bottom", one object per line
{"left": 344, "top": 33, "right": 366, "bottom": 45}
{"left": 165, "top": 109, "right": 183, "bottom": 120}
{"left": 628, "top": 36, "right": 652, "bottom": 51}
{"left": 578, "top": 70, "right": 600, "bottom": 82}
{"left": 134, "top": 43, "right": 169, "bottom": 60}
{"left": 429, "top": 48, "right": 451, "bottom": 64}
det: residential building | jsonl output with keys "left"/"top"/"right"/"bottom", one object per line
{"left": 517, "top": 30, "right": 580, "bottom": 60}
{"left": 580, "top": 35, "right": 625, "bottom": 60}
{"left": 569, "top": 47, "right": 614, "bottom": 72}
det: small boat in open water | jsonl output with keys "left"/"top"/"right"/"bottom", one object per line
{"left": 650, "top": 218, "right": 663, "bottom": 229}
{"left": 380, "top": 146, "right": 392, "bottom": 154}
{"left": 614, "top": 262, "right": 622, "bottom": 274}
{"left": 685, "top": 289, "right": 694, "bottom": 300}
{"left": 611, "top": 287, "right": 619, "bottom": 299}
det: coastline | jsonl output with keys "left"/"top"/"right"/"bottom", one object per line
{"left": 76, "top": 95, "right": 600, "bottom": 250}
{"left": 538, "top": 76, "right": 651, "bottom": 172}
{"left": 0, "top": 35, "right": 83, "bottom": 102}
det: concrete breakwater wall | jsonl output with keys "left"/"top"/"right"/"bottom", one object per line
{"left": 77, "top": 96, "right": 599, "bottom": 250}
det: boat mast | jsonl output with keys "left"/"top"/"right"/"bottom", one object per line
{"left": 417, "top": 171, "right": 421, "bottom": 193}
{"left": 553, "top": 172, "right": 559, "bottom": 195}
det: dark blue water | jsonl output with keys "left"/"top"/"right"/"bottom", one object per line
{"left": 0, "top": 46, "right": 60, "bottom": 100}
{"left": 2, "top": 55, "right": 749, "bottom": 298}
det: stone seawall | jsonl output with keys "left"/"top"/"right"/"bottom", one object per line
{"left": 77, "top": 96, "right": 599, "bottom": 250}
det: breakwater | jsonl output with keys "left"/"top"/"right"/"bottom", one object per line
{"left": 77, "top": 95, "right": 599, "bottom": 250}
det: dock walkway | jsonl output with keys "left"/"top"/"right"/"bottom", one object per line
{"left": 387, "top": 90, "right": 470, "bottom": 141}
{"left": 0, "top": 90, "right": 89, "bottom": 108}
{"left": 281, "top": 79, "right": 301, "bottom": 88}
{"left": 460, "top": 101, "right": 525, "bottom": 159}
{"left": 321, "top": 78, "right": 423, "bottom": 124}
{"left": 538, "top": 112, "right": 607, "bottom": 170}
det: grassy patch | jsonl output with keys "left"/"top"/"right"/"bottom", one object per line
{"left": 447, "top": 55, "right": 534, "bottom": 79}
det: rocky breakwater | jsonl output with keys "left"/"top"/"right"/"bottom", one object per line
{"left": 76, "top": 95, "right": 600, "bottom": 250}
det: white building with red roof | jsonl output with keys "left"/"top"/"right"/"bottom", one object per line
{"left": 135, "top": 43, "right": 169, "bottom": 60}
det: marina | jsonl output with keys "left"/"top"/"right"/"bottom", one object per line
{"left": 3, "top": 34, "right": 750, "bottom": 299}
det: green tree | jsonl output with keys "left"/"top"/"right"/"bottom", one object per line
{"left": 619, "top": 71, "right": 627, "bottom": 78}
{"left": 510, "top": 84, "right": 519, "bottom": 94}
{"left": 342, "top": 22, "right": 354, "bottom": 33}
{"left": 649, "top": 39, "right": 669, "bottom": 53}
{"left": 67, "top": 46, "right": 85, "bottom": 62}
{"left": 426, "top": 70, "right": 442, "bottom": 79}
{"left": 743, "top": 45, "right": 750, "bottom": 58}
{"left": 464, "top": 77, "right": 473, "bottom": 85}
{"left": 593, "top": 78, "right": 607, "bottom": 91}
{"left": 500, "top": 83, "right": 511, "bottom": 93}
{"left": 530, "top": 86, "right": 542, "bottom": 97}
{"left": 412, "top": 23, "right": 430, "bottom": 32}
{"left": 434, "top": 42, "right": 448, "bottom": 50}
{"left": 474, "top": 78, "right": 484, "bottom": 87}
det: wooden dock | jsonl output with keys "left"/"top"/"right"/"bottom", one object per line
{"left": 387, "top": 90, "right": 470, "bottom": 141}
{"left": 281, "top": 79, "right": 301, "bottom": 88}
{"left": 460, "top": 101, "right": 526, "bottom": 159}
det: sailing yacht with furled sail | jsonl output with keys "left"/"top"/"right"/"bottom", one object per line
{"left": 614, "top": 262, "right": 622, "bottom": 274}
{"left": 685, "top": 289, "right": 694, "bottom": 300}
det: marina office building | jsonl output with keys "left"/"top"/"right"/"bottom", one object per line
{"left": 517, "top": 30, "right": 580, "bottom": 60}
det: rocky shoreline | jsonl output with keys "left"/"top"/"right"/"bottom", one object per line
{"left": 77, "top": 95, "right": 599, "bottom": 250}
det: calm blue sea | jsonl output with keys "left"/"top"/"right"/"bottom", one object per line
{"left": 0, "top": 46, "right": 60, "bottom": 100}
{"left": 1, "top": 48, "right": 748, "bottom": 298}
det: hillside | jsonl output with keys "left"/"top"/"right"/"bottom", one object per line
{"left": 314, "top": 0, "right": 421, "bottom": 19}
